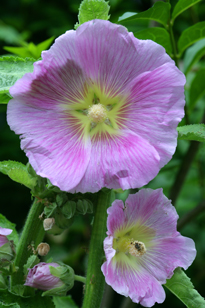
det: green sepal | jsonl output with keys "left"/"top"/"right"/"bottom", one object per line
{"left": 56, "top": 193, "right": 68, "bottom": 207}
{"left": 0, "top": 161, "right": 37, "bottom": 191}
{"left": 44, "top": 203, "right": 57, "bottom": 217}
{"left": 23, "top": 255, "right": 40, "bottom": 275}
{"left": 0, "top": 243, "right": 14, "bottom": 267}
{"left": 42, "top": 264, "right": 74, "bottom": 297}
{"left": 76, "top": 200, "right": 87, "bottom": 215}
{"left": 54, "top": 208, "right": 74, "bottom": 230}
{"left": 75, "top": 0, "right": 110, "bottom": 29}
{"left": 165, "top": 268, "right": 205, "bottom": 308}
{"left": 61, "top": 201, "right": 76, "bottom": 219}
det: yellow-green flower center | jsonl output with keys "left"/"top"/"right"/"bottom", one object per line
{"left": 114, "top": 237, "right": 146, "bottom": 257}
{"left": 67, "top": 85, "right": 128, "bottom": 140}
{"left": 88, "top": 103, "right": 107, "bottom": 123}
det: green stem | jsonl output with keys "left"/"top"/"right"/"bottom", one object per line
{"left": 11, "top": 198, "right": 45, "bottom": 289}
{"left": 82, "top": 190, "right": 113, "bottom": 308}
{"left": 74, "top": 275, "right": 86, "bottom": 284}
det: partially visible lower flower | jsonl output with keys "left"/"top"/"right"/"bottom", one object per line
{"left": 0, "top": 227, "right": 14, "bottom": 267}
{"left": 24, "top": 262, "right": 74, "bottom": 296}
{"left": 101, "top": 189, "right": 196, "bottom": 307}
{"left": 7, "top": 19, "right": 185, "bottom": 193}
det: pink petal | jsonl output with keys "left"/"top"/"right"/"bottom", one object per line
{"left": 71, "top": 130, "right": 160, "bottom": 193}
{"left": 0, "top": 227, "right": 13, "bottom": 236}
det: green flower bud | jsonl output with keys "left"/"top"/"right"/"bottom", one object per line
{"left": 54, "top": 209, "right": 74, "bottom": 230}
{"left": 61, "top": 201, "right": 76, "bottom": 219}
{"left": 76, "top": 200, "right": 87, "bottom": 215}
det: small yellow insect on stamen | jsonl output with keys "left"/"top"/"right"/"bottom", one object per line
{"left": 128, "top": 240, "right": 146, "bottom": 257}
{"left": 88, "top": 103, "right": 107, "bottom": 123}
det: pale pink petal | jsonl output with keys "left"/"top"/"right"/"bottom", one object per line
{"left": 0, "top": 227, "right": 13, "bottom": 236}
{"left": 124, "top": 63, "right": 186, "bottom": 168}
{"left": 70, "top": 130, "right": 160, "bottom": 193}
{"left": 7, "top": 97, "right": 91, "bottom": 191}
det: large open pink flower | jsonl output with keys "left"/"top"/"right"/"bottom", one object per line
{"left": 7, "top": 20, "right": 185, "bottom": 193}
{"left": 101, "top": 189, "right": 196, "bottom": 307}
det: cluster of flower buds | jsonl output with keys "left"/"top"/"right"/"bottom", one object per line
{"left": 42, "top": 192, "right": 93, "bottom": 234}
{"left": 24, "top": 262, "right": 74, "bottom": 296}
{"left": 0, "top": 227, "right": 15, "bottom": 267}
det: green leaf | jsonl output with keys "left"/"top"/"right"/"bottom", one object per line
{"left": 0, "top": 302, "right": 19, "bottom": 308}
{"left": 134, "top": 27, "right": 172, "bottom": 55}
{"left": 177, "top": 124, "right": 205, "bottom": 142}
{"left": 0, "top": 56, "right": 35, "bottom": 103}
{"left": 118, "top": 12, "right": 137, "bottom": 22}
{"left": 53, "top": 296, "right": 78, "bottom": 308}
{"left": 165, "top": 268, "right": 205, "bottom": 308}
{"left": 0, "top": 92, "right": 11, "bottom": 104}
{"left": 172, "top": 0, "right": 202, "bottom": 22}
{"left": 178, "top": 21, "right": 205, "bottom": 55}
{"left": 0, "top": 214, "right": 18, "bottom": 246}
{"left": 0, "top": 160, "right": 37, "bottom": 190}
{"left": 183, "top": 38, "right": 205, "bottom": 74}
{"left": 0, "top": 290, "right": 55, "bottom": 308}
{"left": 0, "top": 24, "right": 23, "bottom": 45}
{"left": 36, "top": 37, "right": 54, "bottom": 55}
{"left": 117, "top": 1, "right": 171, "bottom": 27}
{"left": 4, "top": 37, "right": 54, "bottom": 59}
{"left": 75, "top": 0, "right": 110, "bottom": 29}
{"left": 189, "top": 68, "right": 205, "bottom": 110}
{"left": 3, "top": 46, "right": 35, "bottom": 58}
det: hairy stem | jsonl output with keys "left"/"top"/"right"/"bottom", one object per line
{"left": 82, "top": 190, "right": 113, "bottom": 308}
{"left": 169, "top": 141, "right": 200, "bottom": 206}
{"left": 11, "top": 198, "right": 45, "bottom": 290}
{"left": 74, "top": 275, "right": 86, "bottom": 284}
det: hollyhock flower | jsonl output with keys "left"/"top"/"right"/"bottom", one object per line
{"left": 7, "top": 20, "right": 185, "bottom": 193}
{"left": 24, "top": 262, "right": 74, "bottom": 296}
{"left": 101, "top": 189, "right": 196, "bottom": 307}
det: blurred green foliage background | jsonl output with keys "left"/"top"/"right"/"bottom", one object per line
{"left": 0, "top": 0, "right": 205, "bottom": 307}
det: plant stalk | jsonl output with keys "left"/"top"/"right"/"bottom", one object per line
{"left": 82, "top": 190, "right": 113, "bottom": 308}
{"left": 11, "top": 198, "right": 45, "bottom": 289}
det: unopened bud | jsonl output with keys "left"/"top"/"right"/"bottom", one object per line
{"left": 0, "top": 227, "right": 15, "bottom": 267}
{"left": 24, "top": 262, "right": 74, "bottom": 296}
{"left": 37, "top": 243, "right": 50, "bottom": 256}
{"left": 43, "top": 218, "right": 55, "bottom": 231}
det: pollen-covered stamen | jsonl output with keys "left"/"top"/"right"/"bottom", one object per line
{"left": 88, "top": 103, "right": 107, "bottom": 123}
{"left": 129, "top": 240, "right": 146, "bottom": 257}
